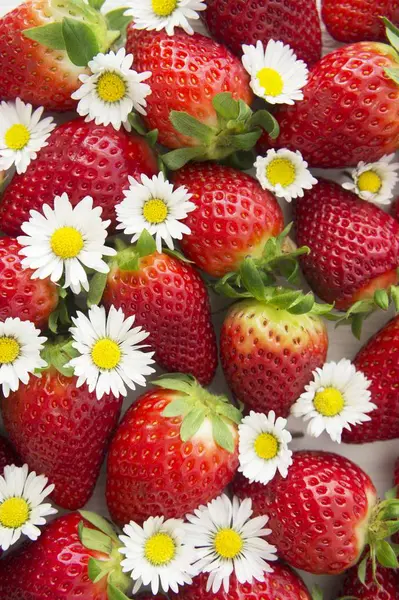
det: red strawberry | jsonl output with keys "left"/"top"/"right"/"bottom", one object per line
{"left": 259, "top": 38, "right": 399, "bottom": 168}
{"left": 220, "top": 297, "right": 328, "bottom": 417}
{"left": 0, "top": 0, "right": 123, "bottom": 112}
{"left": 203, "top": 0, "right": 321, "bottom": 68}
{"left": 0, "top": 118, "right": 158, "bottom": 237}
{"left": 106, "top": 375, "right": 240, "bottom": 525}
{"left": 0, "top": 236, "right": 58, "bottom": 330}
{"left": 101, "top": 236, "right": 217, "bottom": 385}
{"left": 1, "top": 338, "right": 123, "bottom": 510}
{"left": 0, "top": 434, "right": 20, "bottom": 471}
{"left": 341, "top": 315, "right": 399, "bottom": 443}
{"left": 173, "top": 163, "right": 284, "bottom": 278}
{"left": 294, "top": 180, "right": 399, "bottom": 312}
{"left": 322, "top": 0, "right": 399, "bottom": 43}
{"left": 232, "top": 450, "right": 393, "bottom": 575}
{"left": 337, "top": 562, "right": 399, "bottom": 599}
{"left": 0, "top": 511, "right": 131, "bottom": 599}
{"left": 169, "top": 568, "right": 312, "bottom": 600}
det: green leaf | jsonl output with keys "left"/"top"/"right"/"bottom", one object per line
{"left": 385, "top": 486, "right": 399, "bottom": 500}
{"left": 162, "top": 398, "right": 192, "bottom": 418}
{"left": 154, "top": 373, "right": 194, "bottom": 393}
{"left": 79, "top": 525, "right": 112, "bottom": 555}
{"left": 268, "top": 290, "right": 303, "bottom": 310}
{"left": 107, "top": 583, "right": 131, "bottom": 600}
{"left": 79, "top": 511, "right": 118, "bottom": 541}
{"left": 162, "top": 147, "right": 205, "bottom": 170}
{"left": 383, "top": 17, "right": 399, "bottom": 52}
{"left": 357, "top": 554, "right": 368, "bottom": 585}
{"left": 382, "top": 520, "right": 399, "bottom": 536}
{"left": 249, "top": 110, "right": 280, "bottom": 139}
{"left": 351, "top": 314, "right": 364, "bottom": 340}
{"left": 88, "top": 557, "right": 108, "bottom": 584}
{"left": 376, "top": 540, "right": 399, "bottom": 568}
{"left": 311, "top": 585, "right": 323, "bottom": 600}
{"left": 136, "top": 229, "right": 157, "bottom": 257}
{"left": 288, "top": 293, "right": 315, "bottom": 315}
{"left": 128, "top": 112, "right": 148, "bottom": 136}
{"left": 211, "top": 414, "right": 234, "bottom": 453}
{"left": 23, "top": 22, "right": 66, "bottom": 50}
{"left": 391, "top": 285, "right": 399, "bottom": 311}
{"left": 62, "top": 17, "right": 100, "bottom": 67}
{"left": 385, "top": 67, "right": 399, "bottom": 84}
{"left": 146, "top": 128, "right": 159, "bottom": 147}
{"left": 215, "top": 402, "right": 242, "bottom": 425}
{"left": 105, "top": 7, "right": 132, "bottom": 34}
{"left": 212, "top": 92, "right": 239, "bottom": 120}
{"left": 240, "top": 258, "right": 265, "bottom": 301}
{"left": 88, "top": 0, "right": 105, "bottom": 8}
{"left": 228, "top": 130, "right": 262, "bottom": 151}
{"left": 374, "top": 289, "right": 390, "bottom": 310}
{"left": 180, "top": 408, "right": 206, "bottom": 441}
{"left": 170, "top": 111, "right": 215, "bottom": 143}
{"left": 88, "top": 272, "right": 108, "bottom": 307}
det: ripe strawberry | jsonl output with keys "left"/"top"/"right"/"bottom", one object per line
{"left": 259, "top": 38, "right": 399, "bottom": 168}
{"left": 294, "top": 180, "right": 399, "bottom": 311}
{"left": 1, "top": 338, "right": 123, "bottom": 510}
{"left": 0, "top": 434, "right": 20, "bottom": 471}
{"left": 220, "top": 297, "right": 328, "bottom": 417}
{"left": 0, "top": 511, "right": 131, "bottom": 599}
{"left": 203, "top": 0, "right": 321, "bottom": 67}
{"left": 0, "top": 236, "right": 58, "bottom": 330}
{"left": 0, "top": 0, "right": 123, "bottom": 111}
{"left": 337, "top": 562, "right": 399, "bottom": 599}
{"left": 101, "top": 235, "right": 217, "bottom": 385}
{"left": 173, "top": 163, "right": 284, "bottom": 278}
{"left": 322, "top": 0, "right": 399, "bottom": 43}
{"left": 106, "top": 375, "right": 241, "bottom": 525}
{"left": 0, "top": 118, "right": 158, "bottom": 237}
{"left": 341, "top": 315, "right": 399, "bottom": 443}
{"left": 232, "top": 450, "right": 394, "bottom": 575}
{"left": 169, "top": 568, "right": 312, "bottom": 600}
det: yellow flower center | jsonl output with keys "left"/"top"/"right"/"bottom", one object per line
{"left": 313, "top": 387, "right": 345, "bottom": 417}
{"left": 266, "top": 157, "right": 296, "bottom": 188}
{"left": 0, "top": 497, "right": 29, "bottom": 529}
{"left": 0, "top": 337, "right": 20, "bottom": 364}
{"left": 50, "top": 226, "right": 84, "bottom": 260}
{"left": 91, "top": 338, "right": 121, "bottom": 370}
{"left": 257, "top": 67, "right": 284, "bottom": 97}
{"left": 254, "top": 432, "right": 279, "bottom": 460}
{"left": 97, "top": 72, "right": 127, "bottom": 103}
{"left": 151, "top": 0, "right": 178, "bottom": 16}
{"left": 144, "top": 532, "right": 176, "bottom": 566}
{"left": 357, "top": 170, "right": 382, "bottom": 194}
{"left": 143, "top": 198, "right": 168, "bottom": 224}
{"left": 5, "top": 124, "right": 31, "bottom": 151}
{"left": 214, "top": 528, "right": 243, "bottom": 559}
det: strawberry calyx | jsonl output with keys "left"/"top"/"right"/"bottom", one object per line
{"left": 39, "top": 336, "right": 78, "bottom": 377}
{"left": 382, "top": 18, "right": 399, "bottom": 84}
{"left": 154, "top": 373, "right": 242, "bottom": 453}
{"left": 77, "top": 510, "right": 131, "bottom": 600}
{"left": 22, "top": 0, "right": 131, "bottom": 68}
{"left": 162, "top": 92, "right": 280, "bottom": 171}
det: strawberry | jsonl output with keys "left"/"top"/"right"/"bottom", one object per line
{"left": 203, "top": 0, "right": 321, "bottom": 68}
{"left": 341, "top": 315, "right": 399, "bottom": 444}
{"left": 1, "top": 338, "right": 123, "bottom": 510}
{"left": 106, "top": 374, "right": 241, "bottom": 526}
{"left": 0, "top": 511, "right": 131, "bottom": 599}
{"left": 0, "top": 0, "right": 127, "bottom": 111}
{"left": 100, "top": 233, "right": 218, "bottom": 385}
{"left": 219, "top": 273, "right": 329, "bottom": 417}
{"left": 337, "top": 562, "right": 399, "bottom": 599}
{"left": 0, "top": 236, "right": 58, "bottom": 330}
{"left": 169, "top": 568, "right": 312, "bottom": 600}
{"left": 0, "top": 118, "right": 158, "bottom": 237}
{"left": 0, "top": 434, "right": 20, "bottom": 471}
{"left": 294, "top": 180, "right": 399, "bottom": 318}
{"left": 259, "top": 28, "right": 399, "bottom": 168}
{"left": 322, "top": 0, "right": 399, "bottom": 43}
{"left": 125, "top": 27, "right": 279, "bottom": 169}
{"left": 233, "top": 450, "right": 399, "bottom": 575}
{"left": 173, "top": 162, "right": 285, "bottom": 278}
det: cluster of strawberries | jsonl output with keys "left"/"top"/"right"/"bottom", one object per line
{"left": 0, "top": 0, "right": 398, "bottom": 599}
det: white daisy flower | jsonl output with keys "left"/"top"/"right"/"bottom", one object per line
{"left": 119, "top": 515, "right": 197, "bottom": 595}
{"left": 0, "top": 98, "right": 56, "bottom": 174}
{"left": 128, "top": 0, "right": 206, "bottom": 36}
{"left": 291, "top": 359, "right": 376, "bottom": 444}
{"left": 66, "top": 305, "right": 155, "bottom": 400}
{"left": 342, "top": 154, "right": 399, "bottom": 206}
{"left": 241, "top": 40, "right": 309, "bottom": 105}
{"left": 116, "top": 172, "right": 196, "bottom": 253}
{"left": 0, "top": 317, "right": 46, "bottom": 398}
{"left": 254, "top": 148, "right": 317, "bottom": 202}
{"left": 238, "top": 411, "right": 293, "bottom": 485}
{"left": 18, "top": 193, "right": 116, "bottom": 295}
{"left": 0, "top": 464, "right": 57, "bottom": 551}
{"left": 186, "top": 494, "right": 277, "bottom": 593}
{"left": 71, "top": 48, "right": 152, "bottom": 131}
